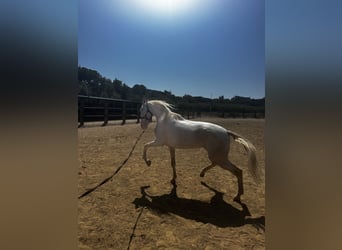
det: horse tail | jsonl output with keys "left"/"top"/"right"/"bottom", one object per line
{"left": 227, "top": 130, "right": 259, "bottom": 183}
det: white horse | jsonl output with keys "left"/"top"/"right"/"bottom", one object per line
{"left": 139, "top": 99, "right": 258, "bottom": 202}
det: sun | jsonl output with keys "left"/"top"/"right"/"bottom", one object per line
{"left": 132, "top": 0, "right": 197, "bottom": 17}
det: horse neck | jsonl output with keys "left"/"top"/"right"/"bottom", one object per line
{"left": 149, "top": 102, "right": 169, "bottom": 121}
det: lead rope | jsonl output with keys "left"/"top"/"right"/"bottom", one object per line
{"left": 78, "top": 130, "right": 145, "bottom": 199}
{"left": 127, "top": 206, "right": 144, "bottom": 250}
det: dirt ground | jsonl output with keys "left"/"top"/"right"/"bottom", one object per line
{"left": 78, "top": 118, "right": 265, "bottom": 249}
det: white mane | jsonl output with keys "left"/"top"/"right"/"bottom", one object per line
{"left": 147, "top": 100, "right": 185, "bottom": 120}
{"left": 148, "top": 100, "right": 174, "bottom": 113}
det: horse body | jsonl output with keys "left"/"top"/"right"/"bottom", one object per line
{"left": 157, "top": 117, "right": 229, "bottom": 150}
{"left": 140, "top": 100, "right": 258, "bottom": 202}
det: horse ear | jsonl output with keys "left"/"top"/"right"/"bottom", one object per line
{"left": 142, "top": 97, "right": 148, "bottom": 104}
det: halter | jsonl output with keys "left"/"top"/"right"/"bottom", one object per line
{"left": 140, "top": 103, "right": 153, "bottom": 122}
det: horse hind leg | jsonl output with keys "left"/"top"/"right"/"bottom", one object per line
{"left": 200, "top": 163, "right": 216, "bottom": 177}
{"left": 220, "top": 160, "right": 244, "bottom": 202}
{"left": 201, "top": 144, "right": 226, "bottom": 177}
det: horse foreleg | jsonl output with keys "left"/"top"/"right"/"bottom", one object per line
{"left": 168, "top": 146, "right": 177, "bottom": 185}
{"left": 143, "top": 140, "right": 162, "bottom": 166}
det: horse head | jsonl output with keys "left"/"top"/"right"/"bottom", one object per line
{"left": 139, "top": 100, "right": 153, "bottom": 129}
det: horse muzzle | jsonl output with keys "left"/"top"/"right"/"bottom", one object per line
{"left": 140, "top": 119, "right": 149, "bottom": 130}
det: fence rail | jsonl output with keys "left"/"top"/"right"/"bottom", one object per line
{"left": 78, "top": 95, "right": 141, "bottom": 127}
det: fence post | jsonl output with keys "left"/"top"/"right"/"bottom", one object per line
{"left": 102, "top": 101, "right": 108, "bottom": 126}
{"left": 121, "top": 101, "right": 126, "bottom": 125}
{"left": 78, "top": 99, "right": 84, "bottom": 128}
{"left": 136, "top": 103, "right": 140, "bottom": 123}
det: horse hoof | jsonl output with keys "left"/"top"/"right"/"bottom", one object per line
{"left": 146, "top": 160, "right": 151, "bottom": 166}
{"left": 233, "top": 196, "right": 241, "bottom": 203}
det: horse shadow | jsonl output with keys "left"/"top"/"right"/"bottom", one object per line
{"left": 132, "top": 181, "right": 265, "bottom": 231}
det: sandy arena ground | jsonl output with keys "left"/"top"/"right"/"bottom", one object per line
{"left": 78, "top": 118, "right": 265, "bottom": 249}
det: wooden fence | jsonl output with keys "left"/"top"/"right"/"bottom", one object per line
{"left": 78, "top": 95, "right": 141, "bottom": 127}
{"left": 78, "top": 95, "right": 264, "bottom": 128}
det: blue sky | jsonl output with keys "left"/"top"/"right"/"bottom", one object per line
{"left": 78, "top": 0, "right": 264, "bottom": 99}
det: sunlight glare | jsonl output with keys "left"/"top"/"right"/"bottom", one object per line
{"left": 133, "top": 0, "right": 197, "bottom": 17}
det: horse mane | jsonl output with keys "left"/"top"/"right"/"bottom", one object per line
{"left": 170, "top": 112, "right": 185, "bottom": 120}
{"left": 148, "top": 100, "right": 185, "bottom": 120}
{"left": 148, "top": 100, "right": 174, "bottom": 113}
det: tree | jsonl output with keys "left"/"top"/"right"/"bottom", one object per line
{"left": 132, "top": 84, "right": 147, "bottom": 96}
{"left": 78, "top": 67, "right": 101, "bottom": 82}
{"left": 77, "top": 66, "right": 265, "bottom": 118}
{"left": 113, "top": 78, "right": 123, "bottom": 91}
{"left": 120, "top": 83, "right": 129, "bottom": 99}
